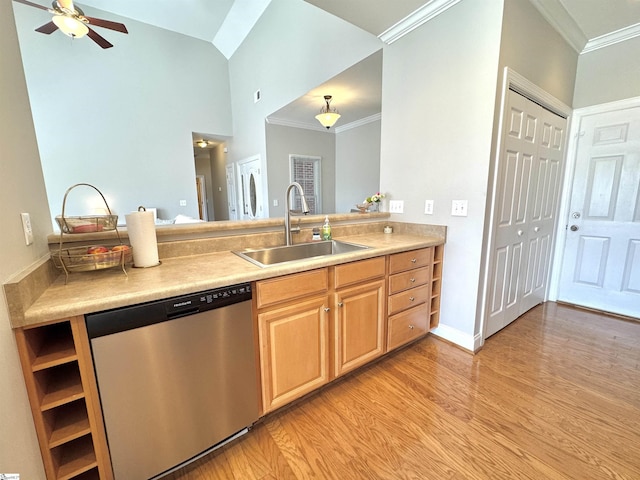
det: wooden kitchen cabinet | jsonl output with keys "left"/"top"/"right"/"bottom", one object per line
{"left": 333, "top": 257, "right": 386, "bottom": 377}
{"left": 387, "top": 247, "right": 433, "bottom": 351}
{"left": 256, "top": 269, "right": 331, "bottom": 413}
{"left": 14, "top": 317, "right": 113, "bottom": 480}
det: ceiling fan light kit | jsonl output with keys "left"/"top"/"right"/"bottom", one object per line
{"left": 315, "top": 95, "right": 341, "bottom": 129}
{"left": 52, "top": 14, "right": 88, "bottom": 38}
{"left": 14, "top": 0, "right": 128, "bottom": 48}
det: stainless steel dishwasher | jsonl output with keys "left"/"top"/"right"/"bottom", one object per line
{"left": 86, "top": 283, "right": 259, "bottom": 480}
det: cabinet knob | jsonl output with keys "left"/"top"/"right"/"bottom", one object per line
{"left": 409, "top": 296, "right": 415, "bottom": 302}
{"left": 411, "top": 258, "right": 417, "bottom": 263}
{"left": 408, "top": 324, "right": 415, "bottom": 329}
{"left": 324, "top": 307, "right": 330, "bottom": 312}
{"left": 410, "top": 278, "right": 416, "bottom": 283}
{"left": 338, "top": 302, "right": 344, "bottom": 307}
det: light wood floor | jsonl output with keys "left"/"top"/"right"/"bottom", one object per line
{"left": 165, "top": 302, "right": 640, "bottom": 479}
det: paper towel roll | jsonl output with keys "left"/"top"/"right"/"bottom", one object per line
{"left": 125, "top": 208, "right": 159, "bottom": 268}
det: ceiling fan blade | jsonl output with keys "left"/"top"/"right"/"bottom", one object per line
{"left": 35, "top": 20, "right": 58, "bottom": 34}
{"left": 85, "top": 17, "right": 128, "bottom": 34}
{"left": 13, "top": 0, "right": 50, "bottom": 11}
{"left": 87, "top": 27, "right": 113, "bottom": 49}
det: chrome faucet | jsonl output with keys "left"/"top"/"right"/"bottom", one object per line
{"left": 284, "top": 182, "right": 310, "bottom": 245}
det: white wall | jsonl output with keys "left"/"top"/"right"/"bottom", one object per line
{"left": 380, "top": 0, "right": 503, "bottom": 349}
{"left": 335, "top": 120, "right": 381, "bottom": 213}
{"left": 573, "top": 36, "right": 640, "bottom": 108}
{"left": 0, "top": 1, "right": 51, "bottom": 477}
{"left": 13, "top": 3, "right": 232, "bottom": 225}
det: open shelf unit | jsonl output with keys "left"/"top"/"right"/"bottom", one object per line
{"left": 430, "top": 244, "right": 444, "bottom": 329}
{"left": 15, "top": 317, "right": 113, "bottom": 480}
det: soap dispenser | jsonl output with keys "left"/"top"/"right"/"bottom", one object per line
{"left": 322, "top": 216, "right": 332, "bottom": 240}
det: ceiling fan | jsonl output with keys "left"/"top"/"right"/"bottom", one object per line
{"left": 14, "top": 0, "right": 128, "bottom": 49}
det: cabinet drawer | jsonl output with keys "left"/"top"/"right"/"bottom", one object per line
{"left": 334, "top": 256, "right": 385, "bottom": 289}
{"left": 388, "top": 284, "right": 430, "bottom": 316}
{"left": 387, "top": 303, "right": 429, "bottom": 351}
{"left": 256, "top": 269, "right": 328, "bottom": 308}
{"left": 388, "top": 248, "right": 432, "bottom": 275}
{"left": 388, "top": 266, "right": 430, "bottom": 295}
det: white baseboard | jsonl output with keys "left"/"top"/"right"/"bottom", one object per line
{"left": 431, "top": 324, "right": 483, "bottom": 353}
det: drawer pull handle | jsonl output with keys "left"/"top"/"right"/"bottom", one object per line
{"left": 324, "top": 307, "right": 330, "bottom": 312}
{"left": 409, "top": 297, "right": 415, "bottom": 302}
{"left": 338, "top": 302, "right": 344, "bottom": 307}
{"left": 411, "top": 258, "right": 417, "bottom": 263}
{"left": 410, "top": 278, "right": 416, "bottom": 283}
{"left": 409, "top": 324, "right": 415, "bottom": 329}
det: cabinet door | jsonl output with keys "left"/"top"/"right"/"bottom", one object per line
{"left": 334, "top": 280, "right": 385, "bottom": 377}
{"left": 258, "top": 296, "right": 330, "bottom": 413}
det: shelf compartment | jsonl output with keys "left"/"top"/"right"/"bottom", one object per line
{"left": 52, "top": 434, "right": 98, "bottom": 480}
{"left": 23, "top": 322, "right": 78, "bottom": 372}
{"left": 44, "top": 400, "right": 91, "bottom": 449}
{"left": 35, "top": 362, "right": 85, "bottom": 411}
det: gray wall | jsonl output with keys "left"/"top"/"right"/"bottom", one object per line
{"left": 335, "top": 120, "right": 381, "bottom": 213}
{"left": 227, "top": 0, "right": 382, "bottom": 217}
{"left": 265, "top": 123, "right": 337, "bottom": 216}
{"left": 1, "top": 1, "right": 51, "bottom": 477}
{"left": 13, "top": 3, "right": 232, "bottom": 225}
{"left": 574, "top": 36, "right": 640, "bottom": 108}
{"left": 499, "top": 0, "right": 577, "bottom": 107}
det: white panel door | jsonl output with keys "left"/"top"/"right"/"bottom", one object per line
{"left": 558, "top": 107, "right": 640, "bottom": 318}
{"left": 226, "top": 164, "right": 238, "bottom": 221}
{"left": 238, "top": 156, "right": 264, "bottom": 220}
{"left": 486, "top": 90, "right": 566, "bottom": 337}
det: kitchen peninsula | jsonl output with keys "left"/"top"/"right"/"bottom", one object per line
{"left": 4, "top": 214, "right": 445, "bottom": 480}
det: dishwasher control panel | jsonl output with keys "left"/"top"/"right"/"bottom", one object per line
{"left": 166, "top": 283, "right": 252, "bottom": 317}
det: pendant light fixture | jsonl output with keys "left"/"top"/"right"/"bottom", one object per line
{"left": 315, "top": 95, "right": 341, "bottom": 129}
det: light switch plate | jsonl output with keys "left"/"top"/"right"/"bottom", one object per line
{"left": 389, "top": 200, "right": 404, "bottom": 213}
{"left": 451, "top": 200, "right": 468, "bottom": 216}
{"left": 21, "top": 212, "right": 33, "bottom": 246}
{"left": 424, "top": 200, "right": 434, "bottom": 215}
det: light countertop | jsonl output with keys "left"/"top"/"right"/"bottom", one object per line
{"left": 17, "top": 233, "right": 443, "bottom": 328}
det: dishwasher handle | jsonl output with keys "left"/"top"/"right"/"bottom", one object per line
{"left": 167, "top": 306, "right": 200, "bottom": 320}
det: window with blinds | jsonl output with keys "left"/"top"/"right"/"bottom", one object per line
{"left": 290, "top": 155, "right": 322, "bottom": 214}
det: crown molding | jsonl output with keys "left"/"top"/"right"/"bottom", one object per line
{"left": 582, "top": 22, "right": 640, "bottom": 53}
{"left": 334, "top": 113, "right": 381, "bottom": 133}
{"left": 267, "top": 113, "right": 381, "bottom": 134}
{"left": 378, "top": 0, "right": 462, "bottom": 45}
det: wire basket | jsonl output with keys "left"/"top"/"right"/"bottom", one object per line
{"left": 55, "top": 214, "right": 118, "bottom": 234}
{"left": 54, "top": 183, "right": 131, "bottom": 281}
{"left": 52, "top": 245, "right": 133, "bottom": 272}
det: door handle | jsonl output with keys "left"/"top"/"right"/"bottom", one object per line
{"left": 570, "top": 225, "right": 579, "bottom": 231}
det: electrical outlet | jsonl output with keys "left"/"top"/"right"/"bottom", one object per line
{"left": 179, "top": 200, "right": 187, "bottom": 207}
{"left": 389, "top": 200, "right": 404, "bottom": 213}
{"left": 451, "top": 200, "right": 468, "bottom": 216}
{"left": 21, "top": 213, "right": 33, "bottom": 246}
{"left": 424, "top": 200, "right": 434, "bottom": 215}
{"left": 273, "top": 199, "right": 279, "bottom": 207}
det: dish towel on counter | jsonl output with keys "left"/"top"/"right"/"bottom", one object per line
{"left": 125, "top": 207, "right": 159, "bottom": 267}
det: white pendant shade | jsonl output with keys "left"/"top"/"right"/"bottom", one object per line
{"left": 315, "top": 95, "right": 341, "bottom": 129}
{"left": 315, "top": 112, "right": 341, "bottom": 129}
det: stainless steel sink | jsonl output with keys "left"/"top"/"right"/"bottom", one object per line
{"left": 233, "top": 240, "right": 369, "bottom": 268}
